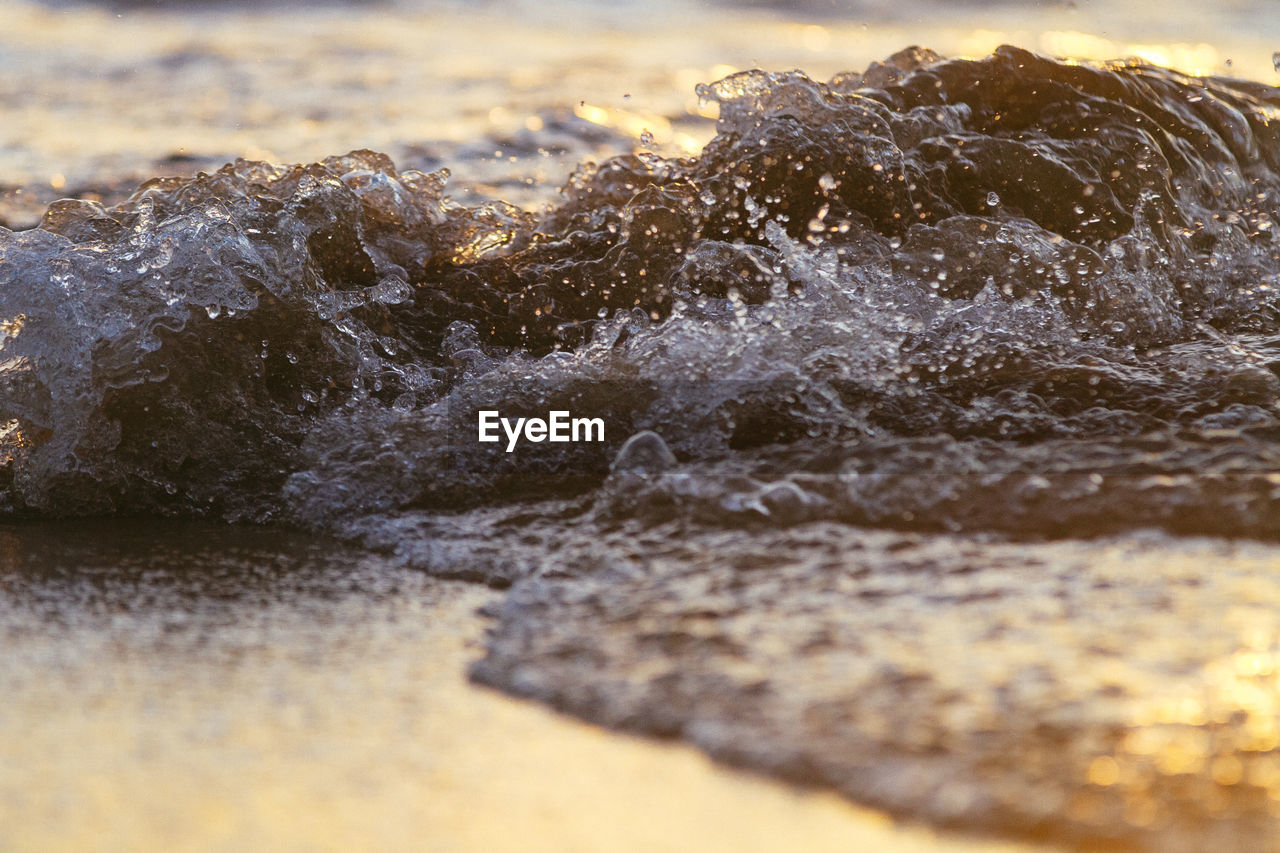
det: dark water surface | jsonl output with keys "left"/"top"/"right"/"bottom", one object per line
{"left": 6, "top": 2, "right": 1280, "bottom": 847}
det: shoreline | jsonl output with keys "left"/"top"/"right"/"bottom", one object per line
{"left": 0, "top": 527, "right": 1040, "bottom": 851}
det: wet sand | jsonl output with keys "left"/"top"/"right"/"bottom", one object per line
{"left": 0, "top": 522, "right": 1034, "bottom": 852}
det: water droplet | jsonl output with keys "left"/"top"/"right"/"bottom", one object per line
{"left": 1273, "top": 52, "right": 1280, "bottom": 72}
{"left": 639, "top": 130, "right": 655, "bottom": 147}
{"left": 611, "top": 430, "right": 676, "bottom": 476}
{"left": 986, "top": 191, "right": 1000, "bottom": 207}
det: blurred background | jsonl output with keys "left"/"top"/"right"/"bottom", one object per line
{"left": 3, "top": 0, "right": 1279, "bottom": 228}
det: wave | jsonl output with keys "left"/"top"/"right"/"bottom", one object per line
{"left": 3, "top": 46, "right": 1279, "bottom": 538}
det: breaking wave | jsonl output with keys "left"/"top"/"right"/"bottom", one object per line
{"left": 4, "top": 46, "right": 1280, "bottom": 534}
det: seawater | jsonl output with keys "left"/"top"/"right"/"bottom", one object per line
{"left": 5, "top": 0, "right": 1280, "bottom": 848}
